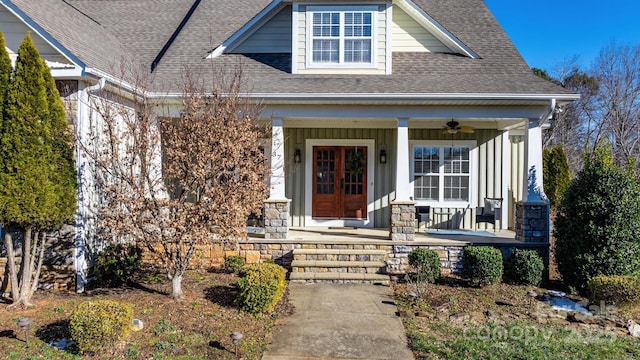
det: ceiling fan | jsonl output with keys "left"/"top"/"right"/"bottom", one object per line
{"left": 443, "top": 120, "right": 475, "bottom": 134}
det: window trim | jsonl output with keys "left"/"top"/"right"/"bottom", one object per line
{"left": 305, "top": 5, "right": 378, "bottom": 69}
{"left": 409, "top": 140, "right": 477, "bottom": 208}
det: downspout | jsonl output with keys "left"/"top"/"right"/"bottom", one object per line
{"left": 74, "top": 77, "right": 106, "bottom": 293}
{"left": 540, "top": 98, "right": 556, "bottom": 125}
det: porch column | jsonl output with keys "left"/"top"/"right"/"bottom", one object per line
{"left": 394, "top": 118, "right": 411, "bottom": 201}
{"left": 390, "top": 118, "right": 416, "bottom": 241}
{"left": 265, "top": 118, "right": 290, "bottom": 239}
{"left": 515, "top": 118, "right": 549, "bottom": 243}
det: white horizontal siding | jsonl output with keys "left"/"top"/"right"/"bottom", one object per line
{"left": 0, "top": 8, "right": 69, "bottom": 63}
{"left": 296, "top": 5, "right": 306, "bottom": 72}
{"left": 233, "top": 6, "right": 292, "bottom": 53}
{"left": 391, "top": 4, "right": 451, "bottom": 53}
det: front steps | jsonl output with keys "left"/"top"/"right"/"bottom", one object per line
{"left": 289, "top": 248, "right": 389, "bottom": 285}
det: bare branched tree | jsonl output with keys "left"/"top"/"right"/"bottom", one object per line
{"left": 79, "top": 66, "right": 269, "bottom": 299}
{"left": 591, "top": 43, "right": 640, "bottom": 167}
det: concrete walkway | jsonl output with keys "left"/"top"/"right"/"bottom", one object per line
{"left": 262, "top": 283, "right": 414, "bottom": 360}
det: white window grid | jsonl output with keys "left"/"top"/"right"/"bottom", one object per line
{"left": 306, "top": 6, "right": 377, "bottom": 68}
{"left": 412, "top": 145, "right": 472, "bottom": 204}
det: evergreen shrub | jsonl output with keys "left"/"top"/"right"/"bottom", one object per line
{"left": 461, "top": 246, "right": 503, "bottom": 287}
{"left": 223, "top": 255, "right": 245, "bottom": 274}
{"left": 588, "top": 275, "right": 640, "bottom": 306}
{"left": 408, "top": 248, "right": 441, "bottom": 284}
{"left": 554, "top": 145, "right": 640, "bottom": 293}
{"left": 237, "top": 262, "right": 286, "bottom": 314}
{"left": 504, "top": 249, "right": 544, "bottom": 286}
{"left": 94, "top": 243, "right": 143, "bottom": 287}
{"left": 69, "top": 300, "right": 134, "bottom": 354}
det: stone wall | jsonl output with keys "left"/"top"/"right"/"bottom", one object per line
{"left": 1, "top": 224, "right": 76, "bottom": 295}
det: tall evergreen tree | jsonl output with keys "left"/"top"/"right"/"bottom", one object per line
{"left": 0, "top": 33, "right": 76, "bottom": 308}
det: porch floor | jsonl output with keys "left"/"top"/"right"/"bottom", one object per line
{"left": 249, "top": 227, "right": 524, "bottom": 246}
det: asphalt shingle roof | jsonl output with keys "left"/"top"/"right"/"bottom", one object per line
{"left": 6, "top": 0, "right": 573, "bottom": 97}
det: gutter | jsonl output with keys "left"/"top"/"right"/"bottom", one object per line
{"left": 74, "top": 77, "right": 106, "bottom": 293}
{"left": 147, "top": 91, "right": 580, "bottom": 105}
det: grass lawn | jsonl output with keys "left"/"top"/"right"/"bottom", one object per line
{"left": 394, "top": 280, "right": 640, "bottom": 360}
{"left": 0, "top": 268, "right": 290, "bottom": 359}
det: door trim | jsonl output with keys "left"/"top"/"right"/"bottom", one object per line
{"left": 305, "top": 139, "right": 375, "bottom": 227}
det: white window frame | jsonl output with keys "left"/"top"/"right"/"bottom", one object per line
{"left": 305, "top": 5, "right": 378, "bottom": 69}
{"left": 409, "top": 140, "right": 477, "bottom": 208}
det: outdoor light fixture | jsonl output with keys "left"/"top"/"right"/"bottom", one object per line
{"left": 294, "top": 149, "right": 301, "bottom": 163}
{"left": 17, "top": 317, "right": 32, "bottom": 347}
{"left": 379, "top": 149, "right": 387, "bottom": 164}
{"left": 230, "top": 331, "right": 243, "bottom": 357}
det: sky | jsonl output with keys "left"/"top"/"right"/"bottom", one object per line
{"left": 483, "top": 0, "right": 640, "bottom": 73}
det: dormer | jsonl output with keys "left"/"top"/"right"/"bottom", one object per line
{"left": 208, "top": 0, "right": 478, "bottom": 75}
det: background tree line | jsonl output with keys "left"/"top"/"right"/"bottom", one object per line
{"left": 538, "top": 42, "right": 640, "bottom": 175}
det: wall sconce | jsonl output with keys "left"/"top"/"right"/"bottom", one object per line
{"left": 294, "top": 149, "right": 301, "bottom": 163}
{"left": 379, "top": 149, "right": 387, "bottom": 164}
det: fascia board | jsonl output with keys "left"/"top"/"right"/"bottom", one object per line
{"left": 0, "top": 0, "right": 86, "bottom": 72}
{"left": 207, "top": 0, "right": 283, "bottom": 59}
{"left": 394, "top": 0, "right": 479, "bottom": 59}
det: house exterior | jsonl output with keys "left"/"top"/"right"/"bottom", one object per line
{"left": 0, "top": 0, "right": 577, "bottom": 286}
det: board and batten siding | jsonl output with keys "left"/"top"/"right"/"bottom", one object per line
{"left": 283, "top": 127, "right": 511, "bottom": 230}
{"left": 284, "top": 127, "right": 396, "bottom": 228}
{"left": 0, "top": 8, "right": 69, "bottom": 64}
{"left": 391, "top": 4, "right": 451, "bottom": 53}
{"left": 232, "top": 6, "right": 292, "bottom": 54}
{"left": 295, "top": 5, "right": 387, "bottom": 75}
{"left": 409, "top": 129, "right": 506, "bottom": 230}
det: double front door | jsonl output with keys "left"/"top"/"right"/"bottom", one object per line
{"left": 312, "top": 146, "right": 367, "bottom": 219}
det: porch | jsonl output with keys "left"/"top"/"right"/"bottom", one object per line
{"left": 243, "top": 227, "right": 548, "bottom": 283}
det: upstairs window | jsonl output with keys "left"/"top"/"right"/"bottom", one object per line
{"left": 307, "top": 6, "right": 376, "bottom": 67}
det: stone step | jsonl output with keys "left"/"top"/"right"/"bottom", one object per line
{"left": 292, "top": 248, "right": 388, "bottom": 262}
{"left": 291, "top": 260, "right": 386, "bottom": 268}
{"left": 289, "top": 271, "right": 390, "bottom": 285}
{"left": 293, "top": 249, "right": 387, "bottom": 255}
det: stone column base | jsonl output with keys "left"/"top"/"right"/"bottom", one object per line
{"left": 264, "top": 199, "right": 291, "bottom": 240}
{"left": 515, "top": 202, "right": 550, "bottom": 243}
{"left": 390, "top": 201, "right": 416, "bottom": 241}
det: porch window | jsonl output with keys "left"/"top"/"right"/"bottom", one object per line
{"left": 412, "top": 144, "right": 473, "bottom": 204}
{"left": 307, "top": 6, "right": 376, "bottom": 67}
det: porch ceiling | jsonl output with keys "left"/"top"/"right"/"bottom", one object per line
{"left": 283, "top": 117, "right": 526, "bottom": 130}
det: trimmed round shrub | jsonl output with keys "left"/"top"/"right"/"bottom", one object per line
{"left": 94, "top": 243, "right": 143, "bottom": 287}
{"left": 69, "top": 300, "right": 134, "bottom": 354}
{"left": 588, "top": 275, "right": 640, "bottom": 306}
{"left": 503, "top": 249, "right": 544, "bottom": 286}
{"left": 461, "top": 246, "right": 503, "bottom": 287}
{"left": 408, "top": 248, "right": 440, "bottom": 284}
{"left": 223, "top": 255, "right": 245, "bottom": 274}
{"left": 237, "top": 262, "right": 286, "bottom": 314}
{"left": 554, "top": 145, "right": 640, "bottom": 293}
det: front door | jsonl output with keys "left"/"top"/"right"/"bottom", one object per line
{"left": 312, "top": 146, "right": 367, "bottom": 219}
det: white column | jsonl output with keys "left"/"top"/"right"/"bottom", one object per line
{"left": 522, "top": 119, "right": 547, "bottom": 203}
{"left": 394, "top": 118, "right": 411, "bottom": 201}
{"left": 268, "top": 118, "right": 286, "bottom": 200}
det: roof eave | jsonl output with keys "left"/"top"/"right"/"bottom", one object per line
{"left": 0, "top": 0, "right": 87, "bottom": 73}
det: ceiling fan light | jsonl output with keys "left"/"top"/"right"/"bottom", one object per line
{"left": 447, "top": 129, "right": 457, "bottom": 134}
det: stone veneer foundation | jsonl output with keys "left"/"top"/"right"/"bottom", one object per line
{"left": 390, "top": 201, "right": 416, "bottom": 241}
{"left": 515, "top": 202, "right": 550, "bottom": 243}
{"left": 263, "top": 199, "right": 291, "bottom": 240}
